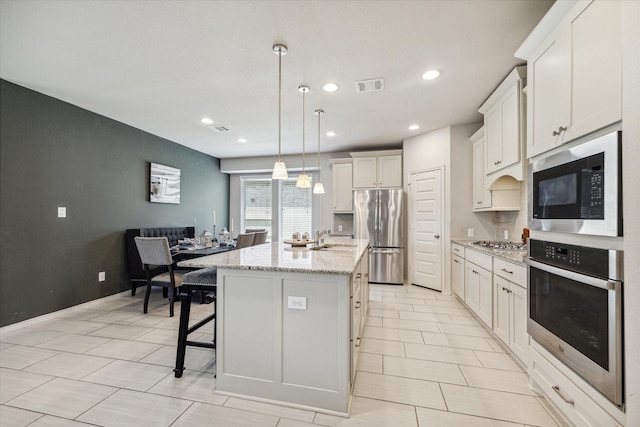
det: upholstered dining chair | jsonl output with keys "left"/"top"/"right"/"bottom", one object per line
{"left": 235, "top": 233, "right": 255, "bottom": 249}
{"left": 253, "top": 230, "right": 268, "bottom": 245}
{"left": 134, "top": 236, "right": 188, "bottom": 317}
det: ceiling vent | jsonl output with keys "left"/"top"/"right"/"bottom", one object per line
{"left": 355, "top": 78, "right": 384, "bottom": 93}
{"left": 208, "top": 125, "right": 229, "bottom": 132}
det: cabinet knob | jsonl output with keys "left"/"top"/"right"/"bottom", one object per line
{"left": 552, "top": 126, "right": 568, "bottom": 136}
{"left": 434, "top": 234, "right": 440, "bottom": 239}
{"left": 355, "top": 301, "right": 361, "bottom": 309}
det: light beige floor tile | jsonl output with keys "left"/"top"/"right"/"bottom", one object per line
{"left": 120, "top": 314, "right": 174, "bottom": 328}
{"left": 382, "top": 318, "right": 440, "bottom": 333}
{"left": 57, "top": 308, "right": 108, "bottom": 321}
{"left": 486, "top": 337, "right": 509, "bottom": 353}
{"left": 368, "top": 301, "right": 414, "bottom": 311}
{"left": 440, "top": 383, "right": 559, "bottom": 426}
{"left": 43, "top": 319, "right": 108, "bottom": 334}
{"left": 415, "top": 407, "right": 523, "bottom": 427}
{"left": 0, "top": 329, "right": 65, "bottom": 347}
{"left": 364, "top": 317, "right": 383, "bottom": 327}
{"left": 36, "top": 334, "right": 110, "bottom": 353}
{"left": 399, "top": 311, "right": 450, "bottom": 323}
{"left": 140, "top": 345, "right": 215, "bottom": 372}
{"left": 0, "top": 342, "right": 13, "bottom": 350}
{"left": 474, "top": 351, "right": 523, "bottom": 372}
{"left": 439, "top": 314, "right": 481, "bottom": 326}
{"left": 85, "top": 338, "right": 162, "bottom": 361}
{"left": 0, "top": 405, "right": 43, "bottom": 426}
{"left": 356, "top": 352, "right": 383, "bottom": 374}
{"left": 276, "top": 418, "right": 315, "bottom": 427}
{"left": 436, "top": 323, "right": 491, "bottom": 338}
{"left": 77, "top": 388, "right": 192, "bottom": 427}
{"left": 383, "top": 296, "right": 427, "bottom": 305}
{"left": 0, "top": 345, "right": 58, "bottom": 369}
{"left": 402, "top": 287, "right": 439, "bottom": 298}
{"left": 362, "top": 326, "right": 424, "bottom": 343}
{"left": 313, "top": 396, "right": 418, "bottom": 427}
{"left": 0, "top": 368, "right": 53, "bottom": 404}
{"left": 404, "top": 342, "right": 482, "bottom": 367}
{"left": 353, "top": 371, "right": 446, "bottom": 409}
{"left": 6, "top": 377, "right": 116, "bottom": 419}
{"left": 81, "top": 359, "right": 171, "bottom": 391}
{"left": 413, "top": 305, "right": 470, "bottom": 316}
{"left": 147, "top": 370, "right": 227, "bottom": 405}
{"left": 369, "top": 290, "right": 398, "bottom": 298}
{"left": 88, "top": 323, "right": 155, "bottom": 340}
{"left": 420, "top": 331, "right": 495, "bottom": 352}
{"left": 368, "top": 308, "right": 399, "bottom": 318}
{"left": 24, "top": 352, "right": 114, "bottom": 380}
{"left": 172, "top": 401, "right": 278, "bottom": 427}
{"left": 425, "top": 299, "right": 466, "bottom": 309}
{"left": 383, "top": 355, "right": 466, "bottom": 385}
{"left": 459, "top": 365, "right": 536, "bottom": 395}
{"left": 224, "top": 397, "right": 315, "bottom": 422}
{"left": 88, "top": 311, "right": 140, "bottom": 324}
{"left": 359, "top": 338, "right": 405, "bottom": 357}
{"left": 135, "top": 328, "right": 189, "bottom": 345}
{"left": 28, "top": 415, "right": 96, "bottom": 426}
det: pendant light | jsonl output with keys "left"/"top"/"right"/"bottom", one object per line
{"left": 272, "top": 44, "right": 288, "bottom": 180}
{"left": 295, "top": 85, "right": 311, "bottom": 188}
{"left": 313, "top": 109, "right": 325, "bottom": 194}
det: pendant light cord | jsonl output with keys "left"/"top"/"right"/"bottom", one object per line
{"left": 302, "top": 89, "right": 306, "bottom": 173}
{"left": 278, "top": 48, "right": 282, "bottom": 162}
{"left": 317, "top": 111, "right": 321, "bottom": 180}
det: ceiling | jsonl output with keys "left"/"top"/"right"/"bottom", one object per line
{"left": 0, "top": 0, "right": 554, "bottom": 160}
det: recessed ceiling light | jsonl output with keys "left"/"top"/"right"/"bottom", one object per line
{"left": 325, "top": 131, "right": 337, "bottom": 137}
{"left": 322, "top": 83, "right": 338, "bottom": 92}
{"left": 409, "top": 124, "right": 420, "bottom": 130}
{"left": 421, "top": 69, "right": 440, "bottom": 80}
{"left": 201, "top": 117, "right": 214, "bottom": 125}
{"left": 238, "top": 138, "right": 247, "bottom": 143}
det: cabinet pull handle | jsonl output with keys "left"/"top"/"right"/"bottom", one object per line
{"left": 552, "top": 126, "right": 568, "bottom": 136}
{"left": 355, "top": 301, "right": 361, "bottom": 309}
{"left": 552, "top": 385, "right": 575, "bottom": 406}
{"left": 501, "top": 268, "right": 513, "bottom": 274}
{"left": 355, "top": 337, "right": 361, "bottom": 347}
{"left": 356, "top": 272, "right": 362, "bottom": 279}
{"left": 454, "top": 260, "right": 459, "bottom": 263}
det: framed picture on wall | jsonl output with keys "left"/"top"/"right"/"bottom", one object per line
{"left": 150, "top": 162, "right": 181, "bottom": 204}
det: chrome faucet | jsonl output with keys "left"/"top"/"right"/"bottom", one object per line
{"left": 314, "top": 228, "right": 331, "bottom": 246}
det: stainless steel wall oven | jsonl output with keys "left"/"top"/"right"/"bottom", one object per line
{"left": 528, "top": 130, "right": 622, "bottom": 237}
{"left": 527, "top": 238, "right": 624, "bottom": 406}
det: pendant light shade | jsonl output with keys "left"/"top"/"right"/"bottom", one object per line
{"left": 272, "top": 44, "right": 288, "bottom": 180}
{"left": 295, "top": 85, "right": 311, "bottom": 188}
{"left": 313, "top": 109, "right": 325, "bottom": 194}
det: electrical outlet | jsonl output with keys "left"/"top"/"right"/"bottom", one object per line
{"left": 467, "top": 228, "right": 474, "bottom": 237}
{"left": 338, "top": 225, "right": 343, "bottom": 232}
{"left": 58, "top": 207, "right": 67, "bottom": 218}
{"left": 98, "top": 271, "right": 105, "bottom": 282}
{"left": 287, "top": 296, "right": 307, "bottom": 310}
{"left": 504, "top": 230, "right": 509, "bottom": 240}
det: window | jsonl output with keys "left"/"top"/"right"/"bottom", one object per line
{"left": 240, "top": 177, "right": 272, "bottom": 239}
{"left": 280, "top": 177, "right": 313, "bottom": 241}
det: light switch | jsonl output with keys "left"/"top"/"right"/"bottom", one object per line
{"left": 287, "top": 296, "right": 307, "bottom": 310}
{"left": 58, "top": 207, "right": 67, "bottom": 218}
{"left": 467, "top": 228, "right": 474, "bottom": 237}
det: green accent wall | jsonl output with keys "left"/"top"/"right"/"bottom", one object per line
{"left": 0, "top": 80, "right": 230, "bottom": 327}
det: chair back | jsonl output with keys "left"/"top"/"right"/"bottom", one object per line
{"left": 134, "top": 237, "right": 173, "bottom": 266}
{"left": 244, "top": 228, "right": 265, "bottom": 234}
{"left": 253, "top": 231, "right": 268, "bottom": 245}
{"left": 235, "top": 233, "right": 255, "bottom": 249}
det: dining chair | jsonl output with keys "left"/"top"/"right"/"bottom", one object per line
{"left": 253, "top": 230, "right": 268, "bottom": 245}
{"left": 244, "top": 228, "right": 265, "bottom": 233}
{"left": 235, "top": 233, "right": 255, "bottom": 249}
{"left": 134, "top": 236, "right": 188, "bottom": 317}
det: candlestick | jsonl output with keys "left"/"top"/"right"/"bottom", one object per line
{"left": 213, "top": 210, "right": 216, "bottom": 227}
{"left": 194, "top": 218, "right": 197, "bottom": 235}
{"left": 231, "top": 218, "right": 234, "bottom": 233}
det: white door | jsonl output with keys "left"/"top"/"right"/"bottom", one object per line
{"left": 408, "top": 168, "right": 443, "bottom": 290}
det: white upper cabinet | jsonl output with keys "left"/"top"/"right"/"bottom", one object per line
{"left": 520, "top": 0, "right": 622, "bottom": 158}
{"left": 351, "top": 150, "right": 402, "bottom": 189}
{"left": 331, "top": 159, "right": 353, "bottom": 213}
{"left": 470, "top": 127, "right": 491, "bottom": 210}
{"left": 478, "top": 66, "right": 526, "bottom": 180}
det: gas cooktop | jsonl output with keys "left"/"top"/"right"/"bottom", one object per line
{"left": 472, "top": 241, "right": 527, "bottom": 251}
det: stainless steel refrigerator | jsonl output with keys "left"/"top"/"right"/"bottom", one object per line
{"left": 353, "top": 189, "right": 404, "bottom": 285}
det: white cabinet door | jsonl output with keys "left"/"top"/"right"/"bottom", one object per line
{"left": 378, "top": 155, "right": 402, "bottom": 188}
{"left": 464, "top": 262, "right": 480, "bottom": 315}
{"left": 493, "top": 275, "right": 510, "bottom": 345}
{"left": 452, "top": 254, "right": 465, "bottom": 300}
{"left": 500, "top": 85, "right": 520, "bottom": 169}
{"left": 472, "top": 137, "right": 491, "bottom": 210}
{"left": 477, "top": 266, "right": 492, "bottom": 328}
{"left": 332, "top": 162, "right": 353, "bottom": 212}
{"left": 510, "top": 282, "right": 529, "bottom": 367}
{"left": 485, "top": 103, "right": 502, "bottom": 174}
{"left": 352, "top": 157, "right": 377, "bottom": 188}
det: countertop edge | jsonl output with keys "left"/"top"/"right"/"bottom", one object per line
{"left": 451, "top": 239, "right": 527, "bottom": 265}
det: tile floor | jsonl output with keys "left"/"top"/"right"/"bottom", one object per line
{"left": 0, "top": 284, "right": 565, "bottom": 427}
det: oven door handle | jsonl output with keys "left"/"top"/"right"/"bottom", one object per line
{"left": 526, "top": 258, "right": 618, "bottom": 290}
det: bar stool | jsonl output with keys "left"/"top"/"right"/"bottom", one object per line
{"left": 174, "top": 267, "right": 218, "bottom": 378}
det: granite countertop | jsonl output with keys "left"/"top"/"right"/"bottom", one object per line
{"left": 452, "top": 239, "right": 527, "bottom": 265}
{"left": 177, "top": 238, "right": 370, "bottom": 275}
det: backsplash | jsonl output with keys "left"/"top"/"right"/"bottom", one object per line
{"left": 494, "top": 181, "right": 528, "bottom": 241}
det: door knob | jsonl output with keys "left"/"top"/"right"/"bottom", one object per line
{"left": 434, "top": 234, "right": 440, "bottom": 239}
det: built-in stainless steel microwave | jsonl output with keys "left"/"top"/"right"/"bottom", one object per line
{"left": 528, "top": 131, "right": 622, "bottom": 237}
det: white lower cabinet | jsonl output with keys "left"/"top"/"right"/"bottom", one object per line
{"left": 350, "top": 254, "right": 368, "bottom": 386}
{"left": 452, "top": 253, "right": 465, "bottom": 300}
{"left": 493, "top": 272, "right": 529, "bottom": 367}
{"left": 464, "top": 249, "right": 492, "bottom": 329}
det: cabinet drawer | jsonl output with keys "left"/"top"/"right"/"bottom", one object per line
{"left": 531, "top": 350, "right": 623, "bottom": 427}
{"left": 465, "top": 248, "right": 492, "bottom": 271}
{"left": 493, "top": 258, "right": 526, "bottom": 286}
{"left": 452, "top": 243, "right": 465, "bottom": 258}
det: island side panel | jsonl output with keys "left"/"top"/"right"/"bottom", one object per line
{"left": 216, "top": 268, "right": 351, "bottom": 414}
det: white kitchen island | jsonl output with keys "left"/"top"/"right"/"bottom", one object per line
{"left": 178, "top": 238, "right": 370, "bottom": 416}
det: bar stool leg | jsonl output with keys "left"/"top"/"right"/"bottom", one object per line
{"left": 174, "top": 289, "right": 192, "bottom": 378}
